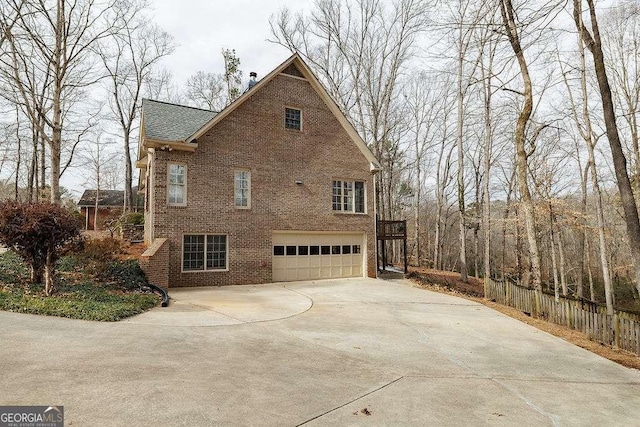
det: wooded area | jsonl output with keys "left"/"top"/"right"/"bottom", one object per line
{"left": 2, "top": 0, "right": 640, "bottom": 312}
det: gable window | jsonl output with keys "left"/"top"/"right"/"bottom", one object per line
{"left": 183, "top": 234, "right": 227, "bottom": 271}
{"left": 285, "top": 107, "right": 301, "bottom": 130}
{"left": 234, "top": 170, "right": 251, "bottom": 208}
{"left": 168, "top": 163, "right": 186, "bottom": 205}
{"left": 332, "top": 180, "right": 365, "bottom": 213}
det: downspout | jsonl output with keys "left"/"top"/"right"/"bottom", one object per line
{"left": 371, "top": 161, "right": 382, "bottom": 277}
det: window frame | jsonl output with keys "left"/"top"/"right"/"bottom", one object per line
{"left": 167, "top": 162, "right": 187, "bottom": 206}
{"left": 332, "top": 179, "right": 366, "bottom": 214}
{"left": 181, "top": 233, "right": 229, "bottom": 273}
{"left": 234, "top": 169, "right": 251, "bottom": 209}
{"left": 284, "top": 107, "right": 302, "bottom": 131}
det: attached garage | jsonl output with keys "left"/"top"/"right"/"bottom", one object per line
{"left": 272, "top": 232, "right": 365, "bottom": 282}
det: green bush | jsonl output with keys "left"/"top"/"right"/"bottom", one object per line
{"left": 119, "top": 212, "right": 144, "bottom": 226}
{"left": 0, "top": 251, "right": 159, "bottom": 321}
{"left": 102, "top": 260, "right": 148, "bottom": 291}
{"left": 0, "top": 201, "right": 82, "bottom": 295}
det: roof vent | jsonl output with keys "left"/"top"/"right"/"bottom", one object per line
{"left": 247, "top": 72, "right": 258, "bottom": 90}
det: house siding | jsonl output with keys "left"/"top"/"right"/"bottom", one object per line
{"left": 150, "top": 73, "right": 376, "bottom": 287}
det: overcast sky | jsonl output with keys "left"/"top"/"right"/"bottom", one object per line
{"left": 151, "top": 0, "right": 315, "bottom": 85}
{"left": 63, "top": 0, "right": 316, "bottom": 198}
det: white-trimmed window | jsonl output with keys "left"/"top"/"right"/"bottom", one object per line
{"left": 332, "top": 180, "right": 365, "bottom": 213}
{"left": 285, "top": 107, "right": 301, "bottom": 130}
{"left": 168, "top": 163, "right": 186, "bottom": 205}
{"left": 182, "top": 234, "right": 228, "bottom": 271}
{"left": 234, "top": 170, "right": 251, "bottom": 208}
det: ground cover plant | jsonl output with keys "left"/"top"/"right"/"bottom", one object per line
{"left": 0, "top": 237, "right": 159, "bottom": 321}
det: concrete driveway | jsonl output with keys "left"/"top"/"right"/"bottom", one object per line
{"left": 1, "top": 278, "right": 639, "bottom": 426}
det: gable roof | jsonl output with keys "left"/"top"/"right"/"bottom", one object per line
{"left": 142, "top": 99, "right": 217, "bottom": 142}
{"left": 138, "top": 54, "right": 381, "bottom": 172}
{"left": 78, "top": 190, "right": 124, "bottom": 207}
{"left": 187, "top": 53, "right": 380, "bottom": 171}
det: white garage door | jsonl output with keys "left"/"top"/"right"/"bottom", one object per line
{"left": 272, "top": 232, "right": 365, "bottom": 282}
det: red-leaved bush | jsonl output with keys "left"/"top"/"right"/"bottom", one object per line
{"left": 0, "top": 201, "right": 82, "bottom": 295}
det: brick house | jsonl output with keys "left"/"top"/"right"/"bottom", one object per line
{"left": 137, "top": 54, "right": 380, "bottom": 288}
{"left": 78, "top": 190, "right": 124, "bottom": 231}
{"left": 78, "top": 188, "right": 143, "bottom": 230}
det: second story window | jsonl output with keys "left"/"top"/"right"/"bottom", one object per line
{"left": 168, "top": 163, "right": 186, "bottom": 205}
{"left": 234, "top": 170, "right": 251, "bottom": 208}
{"left": 285, "top": 107, "right": 301, "bottom": 130}
{"left": 333, "top": 180, "right": 365, "bottom": 213}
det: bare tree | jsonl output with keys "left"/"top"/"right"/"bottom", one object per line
{"left": 573, "top": 0, "right": 640, "bottom": 297}
{"left": 98, "top": 8, "right": 173, "bottom": 211}
{"left": 498, "top": 0, "right": 544, "bottom": 291}
{"left": 81, "top": 133, "right": 118, "bottom": 230}
{"left": 602, "top": 2, "right": 640, "bottom": 175}
{"left": 560, "top": 31, "right": 615, "bottom": 313}
{"left": 403, "top": 72, "right": 447, "bottom": 265}
{"left": 448, "top": 0, "right": 486, "bottom": 282}
{"left": 185, "top": 71, "right": 226, "bottom": 111}
{"left": 1, "top": 0, "right": 124, "bottom": 203}
{"left": 270, "top": 0, "right": 431, "bottom": 223}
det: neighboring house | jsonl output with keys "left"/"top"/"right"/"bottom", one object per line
{"left": 78, "top": 188, "right": 143, "bottom": 230}
{"left": 78, "top": 190, "right": 124, "bottom": 230}
{"left": 137, "top": 54, "right": 380, "bottom": 288}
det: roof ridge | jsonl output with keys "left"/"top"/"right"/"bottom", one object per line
{"left": 142, "top": 98, "right": 218, "bottom": 113}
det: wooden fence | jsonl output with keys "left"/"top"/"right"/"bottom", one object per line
{"left": 486, "top": 279, "right": 640, "bottom": 355}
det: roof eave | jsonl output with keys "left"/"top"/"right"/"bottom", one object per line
{"left": 142, "top": 139, "right": 198, "bottom": 154}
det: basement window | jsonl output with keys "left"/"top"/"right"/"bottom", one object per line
{"left": 183, "top": 234, "right": 227, "bottom": 271}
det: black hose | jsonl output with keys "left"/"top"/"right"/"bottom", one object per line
{"left": 148, "top": 283, "right": 169, "bottom": 307}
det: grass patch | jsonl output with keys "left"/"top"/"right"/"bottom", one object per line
{"left": 0, "top": 251, "right": 160, "bottom": 321}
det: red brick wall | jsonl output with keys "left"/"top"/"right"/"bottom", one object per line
{"left": 149, "top": 73, "right": 376, "bottom": 287}
{"left": 82, "top": 207, "right": 122, "bottom": 231}
{"left": 140, "top": 238, "right": 169, "bottom": 289}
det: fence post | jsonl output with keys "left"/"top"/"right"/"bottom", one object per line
{"left": 506, "top": 281, "right": 510, "bottom": 305}
{"left": 614, "top": 314, "right": 620, "bottom": 349}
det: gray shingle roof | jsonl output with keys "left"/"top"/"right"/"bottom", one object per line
{"left": 142, "top": 99, "right": 217, "bottom": 141}
{"left": 78, "top": 190, "right": 124, "bottom": 207}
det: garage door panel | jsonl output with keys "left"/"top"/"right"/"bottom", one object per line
{"left": 272, "top": 232, "right": 365, "bottom": 282}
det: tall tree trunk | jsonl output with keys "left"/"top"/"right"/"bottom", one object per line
{"left": 123, "top": 131, "right": 133, "bottom": 212}
{"left": 515, "top": 204, "right": 524, "bottom": 284}
{"left": 549, "top": 205, "right": 560, "bottom": 302}
{"left": 473, "top": 226, "right": 479, "bottom": 278}
{"left": 558, "top": 228, "right": 568, "bottom": 296}
{"left": 14, "top": 108, "right": 21, "bottom": 201}
{"left": 585, "top": 237, "right": 595, "bottom": 301}
{"left": 576, "top": 162, "right": 589, "bottom": 299}
{"left": 414, "top": 145, "right": 421, "bottom": 266}
{"left": 43, "top": 250, "right": 54, "bottom": 296}
{"left": 500, "top": 0, "right": 542, "bottom": 291}
{"left": 39, "top": 134, "right": 45, "bottom": 199}
{"left": 49, "top": 0, "right": 64, "bottom": 204}
{"left": 574, "top": 4, "right": 615, "bottom": 314}
{"left": 28, "top": 123, "right": 37, "bottom": 203}
{"left": 574, "top": 0, "right": 640, "bottom": 297}
{"left": 482, "top": 68, "right": 493, "bottom": 285}
{"left": 456, "top": 45, "right": 468, "bottom": 283}
{"left": 501, "top": 173, "right": 515, "bottom": 281}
